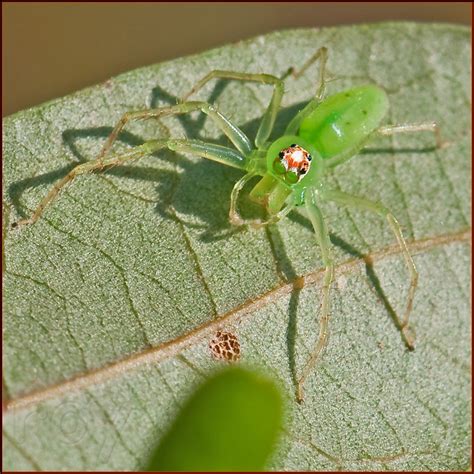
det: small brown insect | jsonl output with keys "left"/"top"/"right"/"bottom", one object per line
{"left": 209, "top": 330, "right": 241, "bottom": 362}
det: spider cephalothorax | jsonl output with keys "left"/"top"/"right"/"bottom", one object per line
{"left": 273, "top": 144, "right": 312, "bottom": 184}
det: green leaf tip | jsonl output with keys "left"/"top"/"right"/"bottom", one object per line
{"left": 144, "top": 367, "right": 284, "bottom": 472}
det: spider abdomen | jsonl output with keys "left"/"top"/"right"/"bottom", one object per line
{"left": 298, "top": 84, "right": 389, "bottom": 159}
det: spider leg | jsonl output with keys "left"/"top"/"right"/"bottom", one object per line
{"left": 289, "top": 46, "right": 329, "bottom": 93}
{"left": 228, "top": 173, "right": 295, "bottom": 228}
{"left": 182, "top": 70, "right": 285, "bottom": 148}
{"left": 320, "top": 188, "right": 418, "bottom": 350}
{"left": 297, "top": 190, "right": 334, "bottom": 403}
{"left": 12, "top": 139, "right": 245, "bottom": 228}
{"left": 377, "top": 122, "right": 446, "bottom": 149}
{"left": 322, "top": 120, "right": 446, "bottom": 170}
{"left": 97, "top": 100, "right": 253, "bottom": 165}
{"left": 284, "top": 47, "right": 329, "bottom": 135}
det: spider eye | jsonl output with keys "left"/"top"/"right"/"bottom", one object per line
{"left": 273, "top": 158, "right": 286, "bottom": 175}
{"left": 285, "top": 171, "right": 299, "bottom": 184}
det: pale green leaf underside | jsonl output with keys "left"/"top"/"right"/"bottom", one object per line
{"left": 3, "top": 23, "right": 471, "bottom": 471}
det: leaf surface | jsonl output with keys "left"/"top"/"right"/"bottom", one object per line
{"left": 3, "top": 23, "right": 471, "bottom": 471}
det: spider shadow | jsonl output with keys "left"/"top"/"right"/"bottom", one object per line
{"left": 7, "top": 80, "right": 234, "bottom": 235}
{"left": 288, "top": 211, "right": 413, "bottom": 356}
{"left": 362, "top": 145, "right": 438, "bottom": 155}
{"left": 7, "top": 80, "right": 301, "bottom": 243}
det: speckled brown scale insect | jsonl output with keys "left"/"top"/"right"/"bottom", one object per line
{"left": 209, "top": 331, "right": 241, "bottom": 362}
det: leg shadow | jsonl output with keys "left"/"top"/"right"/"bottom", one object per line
{"left": 289, "top": 210, "right": 411, "bottom": 350}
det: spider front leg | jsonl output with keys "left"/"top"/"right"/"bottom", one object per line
{"left": 96, "top": 100, "right": 253, "bottom": 165}
{"left": 12, "top": 139, "right": 246, "bottom": 228}
{"left": 320, "top": 188, "right": 418, "bottom": 350}
{"left": 297, "top": 190, "right": 334, "bottom": 403}
{"left": 228, "top": 172, "right": 295, "bottom": 228}
{"left": 13, "top": 98, "right": 253, "bottom": 228}
{"left": 182, "top": 70, "right": 285, "bottom": 148}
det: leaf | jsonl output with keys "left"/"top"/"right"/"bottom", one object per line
{"left": 3, "top": 23, "right": 471, "bottom": 471}
{"left": 144, "top": 367, "right": 283, "bottom": 471}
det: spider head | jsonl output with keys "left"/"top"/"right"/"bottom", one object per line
{"left": 249, "top": 136, "right": 322, "bottom": 215}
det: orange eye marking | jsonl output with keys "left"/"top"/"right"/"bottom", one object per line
{"left": 277, "top": 144, "right": 312, "bottom": 180}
